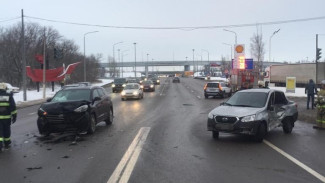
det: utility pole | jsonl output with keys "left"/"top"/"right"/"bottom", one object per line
{"left": 42, "top": 27, "right": 46, "bottom": 99}
{"left": 316, "top": 34, "right": 318, "bottom": 85}
{"left": 21, "top": 9, "right": 27, "bottom": 101}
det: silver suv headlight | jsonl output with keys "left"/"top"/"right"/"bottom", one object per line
{"left": 241, "top": 114, "right": 256, "bottom": 122}
{"left": 208, "top": 112, "right": 214, "bottom": 119}
{"left": 74, "top": 105, "right": 88, "bottom": 113}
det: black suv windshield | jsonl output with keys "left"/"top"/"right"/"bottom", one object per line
{"left": 143, "top": 81, "right": 152, "bottom": 85}
{"left": 51, "top": 89, "right": 90, "bottom": 102}
{"left": 125, "top": 85, "right": 139, "bottom": 89}
{"left": 114, "top": 78, "right": 127, "bottom": 84}
{"left": 226, "top": 92, "right": 268, "bottom": 108}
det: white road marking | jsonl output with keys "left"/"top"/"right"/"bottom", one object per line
{"left": 197, "top": 96, "right": 201, "bottom": 99}
{"left": 28, "top": 112, "right": 37, "bottom": 115}
{"left": 160, "top": 84, "right": 166, "bottom": 96}
{"left": 263, "top": 140, "right": 325, "bottom": 182}
{"left": 107, "top": 127, "right": 150, "bottom": 183}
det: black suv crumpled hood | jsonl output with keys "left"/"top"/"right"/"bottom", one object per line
{"left": 40, "top": 100, "right": 89, "bottom": 114}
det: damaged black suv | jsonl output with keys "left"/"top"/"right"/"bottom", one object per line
{"left": 37, "top": 85, "right": 113, "bottom": 135}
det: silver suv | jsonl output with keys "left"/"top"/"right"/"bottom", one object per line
{"left": 207, "top": 89, "right": 298, "bottom": 142}
{"left": 204, "top": 82, "right": 232, "bottom": 98}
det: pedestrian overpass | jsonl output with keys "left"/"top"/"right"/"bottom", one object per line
{"left": 99, "top": 60, "right": 282, "bottom": 72}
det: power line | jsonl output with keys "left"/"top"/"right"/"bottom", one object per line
{"left": 25, "top": 15, "right": 325, "bottom": 30}
{"left": 0, "top": 17, "right": 20, "bottom": 23}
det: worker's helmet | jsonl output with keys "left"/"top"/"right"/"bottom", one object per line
{"left": 0, "top": 83, "right": 7, "bottom": 91}
{"left": 322, "top": 80, "right": 325, "bottom": 85}
{"left": 258, "top": 80, "right": 265, "bottom": 88}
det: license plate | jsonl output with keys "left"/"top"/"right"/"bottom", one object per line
{"left": 216, "top": 124, "right": 233, "bottom": 130}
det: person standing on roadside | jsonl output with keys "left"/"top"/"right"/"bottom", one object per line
{"left": 305, "top": 79, "right": 318, "bottom": 110}
{"left": 0, "top": 83, "right": 17, "bottom": 151}
{"left": 315, "top": 80, "right": 325, "bottom": 128}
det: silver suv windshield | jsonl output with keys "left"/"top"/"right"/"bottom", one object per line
{"left": 225, "top": 92, "right": 268, "bottom": 108}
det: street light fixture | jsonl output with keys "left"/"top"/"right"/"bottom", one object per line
{"left": 222, "top": 43, "right": 233, "bottom": 60}
{"left": 269, "top": 29, "right": 280, "bottom": 62}
{"left": 223, "top": 29, "right": 237, "bottom": 44}
{"left": 83, "top": 31, "right": 98, "bottom": 82}
{"left": 133, "top": 43, "right": 137, "bottom": 78}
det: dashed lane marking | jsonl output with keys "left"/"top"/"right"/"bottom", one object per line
{"left": 160, "top": 84, "right": 166, "bottom": 96}
{"left": 107, "top": 127, "right": 150, "bottom": 183}
{"left": 263, "top": 140, "right": 325, "bottom": 182}
{"left": 28, "top": 112, "right": 37, "bottom": 115}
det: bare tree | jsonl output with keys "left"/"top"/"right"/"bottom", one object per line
{"left": 250, "top": 28, "right": 265, "bottom": 81}
{"left": 0, "top": 22, "right": 101, "bottom": 87}
{"left": 250, "top": 33, "right": 265, "bottom": 61}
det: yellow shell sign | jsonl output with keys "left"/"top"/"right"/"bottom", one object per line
{"left": 235, "top": 45, "right": 244, "bottom": 53}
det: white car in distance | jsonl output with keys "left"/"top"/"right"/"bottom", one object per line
{"left": 121, "top": 83, "right": 144, "bottom": 101}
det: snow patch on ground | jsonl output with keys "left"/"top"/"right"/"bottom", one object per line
{"left": 13, "top": 79, "right": 113, "bottom": 104}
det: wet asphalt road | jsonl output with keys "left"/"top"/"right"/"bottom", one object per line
{"left": 0, "top": 77, "right": 325, "bottom": 183}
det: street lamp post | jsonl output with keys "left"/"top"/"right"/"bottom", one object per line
{"left": 192, "top": 49, "right": 195, "bottom": 73}
{"left": 112, "top": 41, "right": 123, "bottom": 77}
{"left": 223, "top": 29, "right": 237, "bottom": 44}
{"left": 222, "top": 43, "right": 233, "bottom": 60}
{"left": 117, "top": 49, "right": 121, "bottom": 77}
{"left": 134, "top": 43, "right": 137, "bottom": 78}
{"left": 152, "top": 59, "right": 154, "bottom": 73}
{"left": 146, "top": 53, "right": 149, "bottom": 77}
{"left": 197, "top": 54, "right": 202, "bottom": 73}
{"left": 83, "top": 31, "right": 98, "bottom": 82}
{"left": 121, "top": 50, "right": 129, "bottom": 78}
{"left": 269, "top": 29, "right": 280, "bottom": 62}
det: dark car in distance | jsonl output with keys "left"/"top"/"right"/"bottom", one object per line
{"left": 37, "top": 86, "right": 114, "bottom": 135}
{"left": 172, "top": 77, "right": 180, "bottom": 83}
{"left": 112, "top": 78, "right": 127, "bottom": 93}
{"left": 151, "top": 76, "right": 160, "bottom": 85}
{"left": 141, "top": 80, "right": 155, "bottom": 92}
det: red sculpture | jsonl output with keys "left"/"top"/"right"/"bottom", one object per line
{"left": 26, "top": 62, "right": 80, "bottom": 82}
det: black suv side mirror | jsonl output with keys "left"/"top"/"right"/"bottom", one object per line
{"left": 93, "top": 96, "right": 101, "bottom": 102}
{"left": 46, "top": 98, "right": 52, "bottom": 102}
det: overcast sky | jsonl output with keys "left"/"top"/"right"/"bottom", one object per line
{"left": 2, "top": 0, "right": 325, "bottom": 63}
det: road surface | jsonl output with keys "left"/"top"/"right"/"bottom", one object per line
{"left": 0, "top": 77, "right": 324, "bottom": 183}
